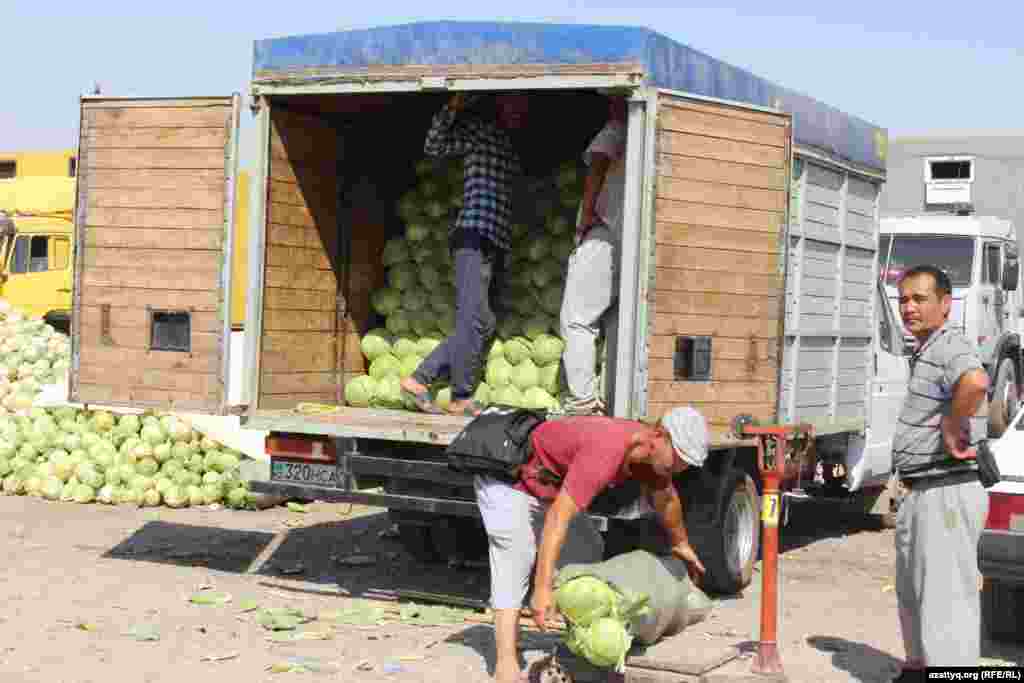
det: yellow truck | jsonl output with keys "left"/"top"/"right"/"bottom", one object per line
{"left": 0, "top": 163, "right": 250, "bottom": 332}
{"left": 0, "top": 177, "right": 76, "bottom": 331}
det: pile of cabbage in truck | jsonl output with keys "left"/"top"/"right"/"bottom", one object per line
{"left": 346, "top": 158, "right": 601, "bottom": 412}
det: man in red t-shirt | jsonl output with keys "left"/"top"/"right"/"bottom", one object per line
{"left": 476, "top": 406, "right": 709, "bottom": 683}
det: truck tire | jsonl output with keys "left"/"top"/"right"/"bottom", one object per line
{"left": 989, "top": 358, "right": 1018, "bottom": 438}
{"left": 982, "top": 578, "right": 1024, "bottom": 642}
{"left": 397, "top": 523, "right": 440, "bottom": 563}
{"left": 687, "top": 467, "right": 760, "bottom": 595}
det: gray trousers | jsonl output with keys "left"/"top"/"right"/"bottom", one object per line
{"left": 895, "top": 475, "right": 988, "bottom": 666}
{"left": 475, "top": 476, "right": 604, "bottom": 610}
{"left": 415, "top": 229, "right": 497, "bottom": 400}
{"left": 559, "top": 224, "right": 617, "bottom": 406}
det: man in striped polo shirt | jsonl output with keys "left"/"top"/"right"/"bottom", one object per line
{"left": 891, "top": 264, "right": 990, "bottom": 679}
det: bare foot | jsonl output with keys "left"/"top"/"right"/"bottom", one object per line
{"left": 448, "top": 399, "right": 482, "bottom": 417}
{"left": 400, "top": 377, "right": 429, "bottom": 395}
{"left": 400, "top": 377, "right": 443, "bottom": 414}
{"left": 493, "top": 663, "right": 523, "bottom": 683}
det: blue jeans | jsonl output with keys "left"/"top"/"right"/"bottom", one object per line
{"left": 414, "top": 229, "right": 498, "bottom": 400}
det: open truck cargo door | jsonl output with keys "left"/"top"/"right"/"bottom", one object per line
{"left": 70, "top": 95, "right": 241, "bottom": 413}
{"left": 640, "top": 91, "right": 792, "bottom": 439}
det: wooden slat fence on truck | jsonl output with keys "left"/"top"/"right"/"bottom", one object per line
{"left": 73, "top": 97, "right": 235, "bottom": 411}
{"left": 646, "top": 94, "right": 790, "bottom": 434}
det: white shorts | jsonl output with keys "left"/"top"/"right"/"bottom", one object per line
{"left": 474, "top": 475, "right": 605, "bottom": 610}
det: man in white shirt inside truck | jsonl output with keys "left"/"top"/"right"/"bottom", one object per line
{"left": 559, "top": 96, "right": 627, "bottom": 416}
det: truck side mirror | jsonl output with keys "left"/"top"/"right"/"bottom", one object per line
{"left": 1002, "top": 258, "right": 1019, "bottom": 291}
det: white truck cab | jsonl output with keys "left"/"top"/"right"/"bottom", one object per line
{"left": 879, "top": 215, "right": 1022, "bottom": 435}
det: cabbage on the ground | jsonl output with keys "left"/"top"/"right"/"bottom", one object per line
{"left": 0, "top": 406, "right": 255, "bottom": 511}
{"left": 0, "top": 301, "right": 71, "bottom": 413}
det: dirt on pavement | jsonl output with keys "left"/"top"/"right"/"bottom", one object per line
{"left": 0, "top": 495, "right": 1020, "bottom": 683}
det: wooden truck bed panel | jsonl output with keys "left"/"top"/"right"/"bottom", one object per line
{"left": 71, "top": 97, "right": 236, "bottom": 412}
{"left": 258, "top": 109, "right": 341, "bottom": 408}
{"left": 646, "top": 93, "right": 790, "bottom": 432}
{"left": 247, "top": 407, "right": 472, "bottom": 445}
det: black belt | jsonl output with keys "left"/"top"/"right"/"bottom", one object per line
{"left": 901, "top": 470, "right": 979, "bottom": 490}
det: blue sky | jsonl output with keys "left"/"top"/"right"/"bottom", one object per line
{"left": 4, "top": 0, "right": 1022, "bottom": 168}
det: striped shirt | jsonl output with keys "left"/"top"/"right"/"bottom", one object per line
{"left": 892, "top": 322, "right": 985, "bottom": 480}
{"left": 423, "top": 100, "right": 521, "bottom": 251}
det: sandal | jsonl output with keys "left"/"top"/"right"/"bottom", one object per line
{"left": 448, "top": 399, "right": 484, "bottom": 418}
{"left": 402, "top": 389, "right": 443, "bottom": 414}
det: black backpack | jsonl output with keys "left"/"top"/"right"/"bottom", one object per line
{"left": 446, "top": 405, "right": 549, "bottom": 482}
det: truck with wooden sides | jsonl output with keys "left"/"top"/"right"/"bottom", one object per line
{"left": 67, "top": 21, "right": 898, "bottom": 594}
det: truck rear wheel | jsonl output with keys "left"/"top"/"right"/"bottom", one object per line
{"left": 989, "top": 358, "right": 1018, "bottom": 437}
{"left": 688, "top": 467, "right": 760, "bottom": 595}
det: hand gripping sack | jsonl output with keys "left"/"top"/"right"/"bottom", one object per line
{"left": 445, "top": 406, "right": 548, "bottom": 482}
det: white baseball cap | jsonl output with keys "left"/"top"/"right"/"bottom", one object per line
{"left": 661, "top": 406, "right": 709, "bottom": 468}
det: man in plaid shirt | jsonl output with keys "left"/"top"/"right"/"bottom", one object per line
{"left": 401, "top": 92, "right": 528, "bottom": 417}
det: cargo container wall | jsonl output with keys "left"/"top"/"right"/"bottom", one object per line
{"left": 645, "top": 91, "right": 791, "bottom": 437}
{"left": 257, "top": 107, "right": 341, "bottom": 409}
{"left": 779, "top": 156, "right": 883, "bottom": 426}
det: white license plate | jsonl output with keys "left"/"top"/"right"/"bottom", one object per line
{"left": 271, "top": 460, "right": 340, "bottom": 488}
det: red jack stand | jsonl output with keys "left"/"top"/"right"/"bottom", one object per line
{"left": 733, "top": 417, "right": 814, "bottom": 680}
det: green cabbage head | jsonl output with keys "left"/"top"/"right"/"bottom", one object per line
{"left": 385, "top": 310, "right": 412, "bottom": 336}
{"left": 574, "top": 617, "right": 633, "bottom": 670}
{"left": 369, "top": 354, "right": 401, "bottom": 380}
{"left": 399, "top": 355, "right": 424, "bottom": 379}
{"left": 344, "top": 376, "right": 377, "bottom": 408}
{"left": 360, "top": 329, "right": 393, "bottom": 361}
{"left": 532, "top": 335, "right": 565, "bottom": 367}
{"left": 555, "top": 576, "right": 621, "bottom": 627}
{"left": 372, "top": 288, "right": 403, "bottom": 317}
{"left": 391, "top": 336, "right": 420, "bottom": 359}
{"left": 491, "top": 385, "right": 524, "bottom": 408}
{"left": 511, "top": 359, "right": 540, "bottom": 391}
{"left": 485, "top": 358, "right": 512, "bottom": 388}
{"left": 472, "top": 383, "right": 491, "bottom": 408}
{"left": 382, "top": 239, "right": 410, "bottom": 266}
{"left": 73, "top": 484, "right": 96, "bottom": 504}
{"left": 417, "top": 336, "right": 442, "bottom": 358}
{"left": 504, "top": 337, "right": 533, "bottom": 366}
{"left": 540, "top": 363, "right": 562, "bottom": 396}
{"left": 523, "top": 387, "right": 556, "bottom": 411}
{"left": 372, "top": 376, "right": 404, "bottom": 409}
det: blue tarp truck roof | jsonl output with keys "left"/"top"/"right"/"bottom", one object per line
{"left": 253, "top": 21, "right": 886, "bottom": 173}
